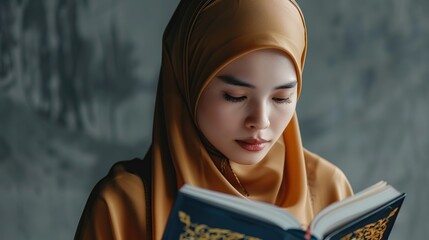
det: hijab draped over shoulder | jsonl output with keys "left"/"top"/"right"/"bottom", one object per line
{"left": 75, "top": 0, "right": 353, "bottom": 239}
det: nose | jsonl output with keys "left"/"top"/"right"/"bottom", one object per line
{"left": 245, "top": 102, "right": 270, "bottom": 130}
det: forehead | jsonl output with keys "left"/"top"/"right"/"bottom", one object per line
{"left": 219, "top": 49, "right": 293, "bottom": 70}
{"left": 214, "top": 49, "right": 297, "bottom": 85}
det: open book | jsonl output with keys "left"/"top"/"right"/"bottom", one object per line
{"left": 163, "top": 181, "right": 405, "bottom": 240}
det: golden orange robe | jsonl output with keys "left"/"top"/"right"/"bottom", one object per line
{"left": 75, "top": 150, "right": 352, "bottom": 240}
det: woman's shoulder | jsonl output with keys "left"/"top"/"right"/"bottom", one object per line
{"left": 96, "top": 158, "right": 151, "bottom": 199}
{"left": 303, "top": 148, "right": 353, "bottom": 214}
{"left": 303, "top": 149, "right": 344, "bottom": 178}
{"left": 75, "top": 158, "right": 151, "bottom": 239}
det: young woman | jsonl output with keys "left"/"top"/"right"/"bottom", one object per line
{"left": 75, "top": 0, "right": 353, "bottom": 239}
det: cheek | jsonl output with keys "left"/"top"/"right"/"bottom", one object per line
{"left": 197, "top": 93, "right": 241, "bottom": 140}
{"left": 272, "top": 104, "right": 296, "bottom": 133}
{"left": 200, "top": 104, "right": 239, "bottom": 133}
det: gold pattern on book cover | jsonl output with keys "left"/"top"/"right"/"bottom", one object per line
{"left": 340, "top": 207, "right": 399, "bottom": 240}
{"left": 178, "top": 211, "right": 261, "bottom": 240}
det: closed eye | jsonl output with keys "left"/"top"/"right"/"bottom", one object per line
{"left": 273, "top": 97, "right": 292, "bottom": 104}
{"left": 223, "top": 93, "right": 247, "bottom": 102}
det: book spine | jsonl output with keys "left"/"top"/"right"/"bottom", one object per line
{"left": 283, "top": 229, "right": 319, "bottom": 240}
{"left": 304, "top": 227, "right": 312, "bottom": 240}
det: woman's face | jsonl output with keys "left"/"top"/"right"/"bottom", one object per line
{"left": 197, "top": 49, "right": 298, "bottom": 165}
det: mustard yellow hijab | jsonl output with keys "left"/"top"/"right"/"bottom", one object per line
{"left": 152, "top": 0, "right": 310, "bottom": 238}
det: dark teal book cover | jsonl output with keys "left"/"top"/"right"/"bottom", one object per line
{"left": 163, "top": 192, "right": 296, "bottom": 239}
{"left": 323, "top": 193, "right": 406, "bottom": 240}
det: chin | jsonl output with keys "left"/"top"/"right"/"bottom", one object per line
{"left": 229, "top": 153, "right": 266, "bottom": 165}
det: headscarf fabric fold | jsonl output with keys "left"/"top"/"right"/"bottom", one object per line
{"left": 151, "top": 0, "right": 311, "bottom": 238}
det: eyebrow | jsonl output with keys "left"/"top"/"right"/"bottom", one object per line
{"left": 217, "top": 75, "right": 297, "bottom": 89}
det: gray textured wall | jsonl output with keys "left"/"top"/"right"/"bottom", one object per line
{"left": 0, "top": 0, "right": 427, "bottom": 239}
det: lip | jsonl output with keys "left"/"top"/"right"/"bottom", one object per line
{"left": 235, "top": 138, "right": 269, "bottom": 152}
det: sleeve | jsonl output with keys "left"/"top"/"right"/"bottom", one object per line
{"left": 74, "top": 165, "right": 149, "bottom": 240}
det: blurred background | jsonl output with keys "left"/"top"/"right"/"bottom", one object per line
{"left": 0, "top": 0, "right": 427, "bottom": 239}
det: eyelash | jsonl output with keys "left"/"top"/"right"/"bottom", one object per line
{"left": 223, "top": 93, "right": 292, "bottom": 104}
{"left": 223, "top": 93, "right": 247, "bottom": 102}
{"left": 273, "top": 97, "right": 292, "bottom": 104}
